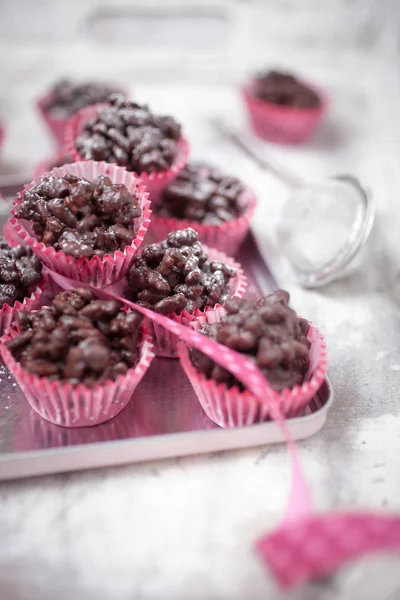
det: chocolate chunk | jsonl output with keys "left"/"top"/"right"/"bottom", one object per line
{"left": 126, "top": 228, "right": 236, "bottom": 316}
{"left": 190, "top": 291, "right": 311, "bottom": 392}
{"left": 253, "top": 70, "right": 321, "bottom": 109}
{"left": 7, "top": 289, "right": 144, "bottom": 385}
{"left": 75, "top": 96, "right": 182, "bottom": 174}
{"left": 15, "top": 175, "right": 142, "bottom": 259}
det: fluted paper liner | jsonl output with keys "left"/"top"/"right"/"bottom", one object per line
{"left": 65, "top": 103, "right": 189, "bottom": 205}
{"left": 178, "top": 321, "right": 327, "bottom": 428}
{"left": 149, "top": 187, "right": 257, "bottom": 255}
{"left": 241, "top": 81, "right": 327, "bottom": 145}
{"left": 0, "top": 324, "right": 155, "bottom": 428}
{"left": 0, "top": 283, "right": 44, "bottom": 338}
{"left": 37, "top": 92, "right": 69, "bottom": 146}
{"left": 10, "top": 160, "right": 151, "bottom": 287}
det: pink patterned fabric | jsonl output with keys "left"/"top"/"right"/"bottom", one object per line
{"left": 256, "top": 513, "right": 400, "bottom": 588}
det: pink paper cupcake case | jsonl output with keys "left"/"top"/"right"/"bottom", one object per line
{"left": 178, "top": 322, "right": 327, "bottom": 428}
{"left": 149, "top": 187, "right": 257, "bottom": 255}
{"left": 16, "top": 395, "right": 146, "bottom": 450}
{"left": 146, "top": 245, "right": 247, "bottom": 357}
{"left": 10, "top": 160, "right": 151, "bottom": 287}
{"left": 3, "top": 220, "right": 23, "bottom": 247}
{"left": 0, "top": 325, "right": 155, "bottom": 428}
{"left": 37, "top": 93, "right": 69, "bottom": 146}
{"left": 65, "top": 103, "right": 190, "bottom": 205}
{"left": 241, "top": 82, "right": 327, "bottom": 145}
{"left": 0, "top": 283, "right": 44, "bottom": 337}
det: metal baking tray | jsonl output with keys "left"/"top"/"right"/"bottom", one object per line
{"left": 0, "top": 201, "right": 333, "bottom": 481}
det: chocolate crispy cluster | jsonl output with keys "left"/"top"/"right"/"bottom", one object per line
{"left": 0, "top": 237, "right": 42, "bottom": 307}
{"left": 156, "top": 164, "right": 245, "bottom": 225}
{"left": 254, "top": 70, "right": 321, "bottom": 109}
{"left": 16, "top": 174, "right": 141, "bottom": 259}
{"left": 45, "top": 79, "right": 122, "bottom": 119}
{"left": 190, "top": 291, "right": 311, "bottom": 392}
{"left": 127, "top": 228, "right": 236, "bottom": 315}
{"left": 7, "top": 289, "right": 143, "bottom": 385}
{"left": 75, "top": 94, "right": 182, "bottom": 173}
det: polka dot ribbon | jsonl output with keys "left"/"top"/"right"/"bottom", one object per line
{"left": 49, "top": 270, "right": 400, "bottom": 588}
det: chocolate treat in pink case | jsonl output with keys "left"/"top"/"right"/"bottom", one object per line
{"left": 127, "top": 228, "right": 236, "bottom": 315}
{"left": 156, "top": 164, "right": 245, "bottom": 225}
{"left": 1, "top": 288, "right": 155, "bottom": 427}
{"left": 254, "top": 70, "right": 321, "bottom": 110}
{"left": 179, "top": 290, "right": 326, "bottom": 427}
{"left": 150, "top": 163, "right": 257, "bottom": 255}
{"left": 242, "top": 69, "right": 326, "bottom": 144}
{"left": 11, "top": 161, "right": 151, "bottom": 287}
{"left": 43, "top": 79, "right": 123, "bottom": 119}
{"left": 74, "top": 94, "right": 182, "bottom": 174}
{"left": 190, "top": 291, "right": 310, "bottom": 392}
{"left": 6, "top": 288, "right": 143, "bottom": 385}
{"left": 125, "top": 227, "right": 247, "bottom": 357}
{"left": 15, "top": 173, "right": 142, "bottom": 259}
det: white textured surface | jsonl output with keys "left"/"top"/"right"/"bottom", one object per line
{"left": 1, "top": 1, "right": 400, "bottom": 599}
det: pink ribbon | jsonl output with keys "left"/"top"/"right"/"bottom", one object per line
{"left": 49, "top": 270, "right": 400, "bottom": 587}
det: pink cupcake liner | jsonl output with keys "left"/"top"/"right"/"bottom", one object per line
{"left": 145, "top": 245, "right": 247, "bottom": 358}
{"left": 0, "top": 282, "right": 44, "bottom": 338}
{"left": 178, "top": 321, "right": 327, "bottom": 428}
{"left": 241, "top": 81, "right": 327, "bottom": 145}
{"left": 149, "top": 187, "right": 257, "bottom": 255}
{"left": 3, "top": 220, "right": 23, "bottom": 247}
{"left": 15, "top": 394, "right": 147, "bottom": 449}
{"left": 10, "top": 160, "right": 152, "bottom": 287}
{"left": 37, "top": 92, "right": 69, "bottom": 146}
{"left": 33, "top": 150, "right": 72, "bottom": 179}
{"left": 0, "top": 324, "right": 155, "bottom": 428}
{"left": 65, "top": 103, "right": 190, "bottom": 205}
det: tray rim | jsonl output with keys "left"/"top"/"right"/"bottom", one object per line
{"left": 0, "top": 377, "right": 333, "bottom": 481}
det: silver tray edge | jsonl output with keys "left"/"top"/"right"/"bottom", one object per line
{"left": 0, "top": 377, "right": 333, "bottom": 481}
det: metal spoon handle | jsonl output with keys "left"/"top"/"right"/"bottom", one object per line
{"left": 210, "top": 118, "right": 304, "bottom": 188}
